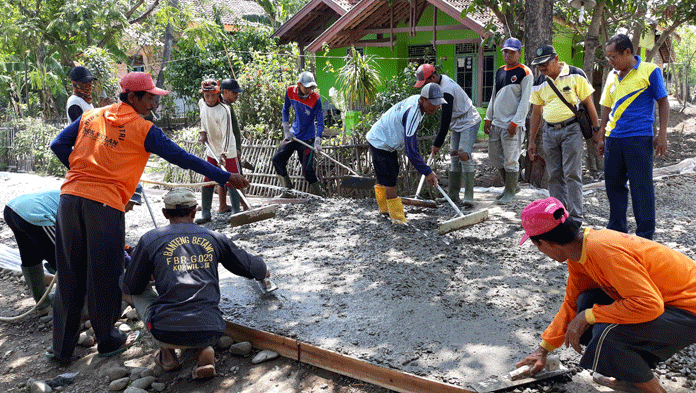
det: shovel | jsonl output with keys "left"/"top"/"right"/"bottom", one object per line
{"left": 291, "top": 137, "right": 375, "bottom": 189}
{"left": 204, "top": 142, "right": 278, "bottom": 228}
{"left": 435, "top": 184, "right": 488, "bottom": 235}
{"left": 401, "top": 153, "right": 437, "bottom": 208}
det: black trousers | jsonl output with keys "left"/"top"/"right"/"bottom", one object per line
{"left": 3, "top": 206, "right": 56, "bottom": 270}
{"left": 577, "top": 288, "right": 696, "bottom": 383}
{"left": 53, "top": 195, "right": 127, "bottom": 358}
{"left": 272, "top": 138, "right": 318, "bottom": 184}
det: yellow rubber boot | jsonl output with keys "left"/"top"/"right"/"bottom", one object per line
{"left": 374, "top": 185, "right": 389, "bottom": 215}
{"left": 386, "top": 197, "right": 407, "bottom": 224}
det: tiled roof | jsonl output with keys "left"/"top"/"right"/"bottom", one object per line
{"left": 180, "top": 0, "right": 266, "bottom": 26}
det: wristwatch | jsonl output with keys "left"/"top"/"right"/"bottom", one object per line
{"left": 592, "top": 126, "right": 601, "bottom": 133}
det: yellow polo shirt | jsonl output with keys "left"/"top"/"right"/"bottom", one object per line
{"left": 530, "top": 62, "right": 594, "bottom": 124}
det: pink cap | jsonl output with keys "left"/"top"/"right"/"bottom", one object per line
{"left": 414, "top": 64, "right": 436, "bottom": 88}
{"left": 519, "top": 197, "right": 569, "bottom": 245}
{"left": 120, "top": 72, "right": 169, "bottom": 96}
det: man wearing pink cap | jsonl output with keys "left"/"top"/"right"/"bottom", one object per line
{"left": 517, "top": 197, "right": 696, "bottom": 393}
{"left": 49, "top": 72, "right": 249, "bottom": 362}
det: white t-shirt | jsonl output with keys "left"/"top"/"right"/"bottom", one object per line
{"left": 198, "top": 99, "right": 237, "bottom": 158}
{"left": 66, "top": 95, "right": 93, "bottom": 123}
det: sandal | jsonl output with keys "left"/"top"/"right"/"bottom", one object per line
{"left": 592, "top": 372, "right": 642, "bottom": 393}
{"left": 98, "top": 331, "right": 141, "bottom": 358}
{"left": 154, "top": 348, "right": 180, "bottom": 372}
{"left": 44, "top": 347, "right": 79, "bottom": 363}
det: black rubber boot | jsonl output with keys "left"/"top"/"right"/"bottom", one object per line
{"left": 496, "top": 171, "right": 518, "bottom": 205}
{"left": 437, "top": 171, "right": 462, "bottom": 204}
{"left": 195, "top": 187, "right": 214, "bottom": 224}
{"left": 462, "top": 172, "right": 475, "bottom": 207}
{"left": 21, "top": 265, "right": 51, "bottom": 314}
{"left": 309, "top": 182, "right": 326, "bottom": 197}
{"left": 228, "top": 187, "right": 241, "bottom": 214}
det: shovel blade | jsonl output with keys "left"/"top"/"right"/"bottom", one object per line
{"left": 340, "top": 176, "right": 376, "bottom": 190}
{"left": 229, "top": 205, "right": 278, "bottom": 228}
{"left": 438, "top": 209, "right": 489, "bottom": 235}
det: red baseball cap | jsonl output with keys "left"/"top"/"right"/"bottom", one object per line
{"left": 120, "top": 72, "right": 169, "bottom": 96}
{"left": 519, "top": 197, "right": 569, "bottom": 245}
{"left": 414, "top": 64, "right": 436, "bottom": 88}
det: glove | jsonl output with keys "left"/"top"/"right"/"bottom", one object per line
{"left": 314, "top": 136, "right": 322, "bottom": 152}
{"left": 282, "top": 122, "right": 291, "bottom": 140}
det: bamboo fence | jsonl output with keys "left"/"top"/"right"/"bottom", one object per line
{"left": 162, "top": 136, "right": 444, "bottom": 199}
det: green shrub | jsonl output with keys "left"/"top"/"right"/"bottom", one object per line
{"left": 10, "top": 118, "right": 66, "bottom": 176}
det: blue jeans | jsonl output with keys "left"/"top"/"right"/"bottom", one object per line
{"left": 604, "top": 136, "right": 655, "bottom": 239}
{"left": 449, "top": 121, "right": 481, "bottom": 173}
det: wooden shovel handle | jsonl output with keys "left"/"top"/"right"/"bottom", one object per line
{"left": 291, "top": 137, "right": 360, "bottom": 176}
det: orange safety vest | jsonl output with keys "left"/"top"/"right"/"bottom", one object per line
{"left": 61, "top": 103, "right": 152, "bottom": 212}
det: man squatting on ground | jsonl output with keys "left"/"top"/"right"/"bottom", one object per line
{"left": 414, "top": 63, "right": 481, "bottom": 206}
{"left": 595, "top": 33, "right": 669, "bottom": 240}
{"left": 528, "top": 45, "right": 600, "bottom": 224}
{"left": 49, "top": 72, "right": 249, "bottom": 361}
{"left": 121, "top": 188, "right": 269, "bottom": 379}
{"left": 517, "top": 197, "right": 696, "bottom": 393}
{"left": 197, "top": 79, "right": 242, "bottom": 224}
{"left": 365, "top": 83, "right": 446, "bottom": 224}
{"left": 273, "top": 71, "right": 326, "bottom": 197}
{"left": 3, "top": 187, "right": 143, "bottom": 315}
{"left": 484, "top": 38, "right": 533, "bottom": 205}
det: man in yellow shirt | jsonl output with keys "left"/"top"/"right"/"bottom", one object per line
{"left": 516, "top": 197, "right": 696, "bottom": 393}
{"left": 528, "top": 45, "right": 599, "bottom": 224}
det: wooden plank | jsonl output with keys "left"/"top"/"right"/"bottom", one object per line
{"left": 224, "top": 321, "right": 474, "bottom": 393}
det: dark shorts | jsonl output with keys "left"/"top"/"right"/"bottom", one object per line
{"left": 150, "top": 328, "right": 222, "bottom": 348}
{"left": 369, "top": 144, "right": 399, "bottom": 187}
{"left": 577, "top": 288, "right": 696, "bottom": 383}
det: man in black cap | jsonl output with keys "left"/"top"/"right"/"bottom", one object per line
{"left": 220, "top": 78, "right": 247, "bottom": 210}
{"left": 527, "top": 45, "right": 599, "bottom": 225}
{"left": 66, "top": 66, "right": 98, "bottom": 123}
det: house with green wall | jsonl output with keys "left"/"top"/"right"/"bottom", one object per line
{"left": 273, "top": 0, "right": 668, "bottom": 108}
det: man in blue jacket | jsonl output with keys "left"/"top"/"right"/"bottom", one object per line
{"left": 273, "top": 71, "right": 325, "bottom": 197}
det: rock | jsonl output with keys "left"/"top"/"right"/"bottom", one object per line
{"left": 103, "top": 366, "right": 130, "bottom": 382}
{"left": 217, "top": 336, "right": 233, "bottom": 349}
{"left": 140, "top": 368, "right": 155, "bottom": 378}
{"left": 251, "top": 349, "right": 279, "bottom": 364}
{"left": 124, "top": 387, "right": 148, "bottom": 393}
{"left": 229, "top": 341, "right": 253, "bottom": 356}
{"left": 229, "top": 366, "right": 239, "bottom": 374}
{"left": 130, "top": 376, "right": 155, "bottom": 390}
{"left": 125, "top": 308, "right": 139, "bottom": 320}
{"left": 119, "top": 324, "right": 132, "bottom": 333}
{"left": 84, "top": 320, "right": 92, "bottom": 329}
{"left": 108, "top": 377, "right": 129, "bottom": 391}
{"left": 78, "top": 332, "right": 95, "bottom": 347}
{"left": 30, "top": 380, "right": 52, "bottom": 393}
{"left": 130, "top": 367, "right": 145, "bottom": 381}
{"left": 151, "top": 382, "right": 166, "bottom": 392}
{"left": 39, "top": 315, "right": 52, "bottom": 324}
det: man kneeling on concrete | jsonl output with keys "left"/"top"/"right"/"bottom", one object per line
{"left": 120, "top": 188, "right": 269, "bottom": 379}
{"left": 516, "top": 197, "right": 696, "bottom": 393}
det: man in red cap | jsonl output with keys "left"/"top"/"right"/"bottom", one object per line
{"left": 414, "top": 64, "right": 481, "bottom": 206}
{"left": 517, "top": 197, "right": 696, "bottom": 393}
{"left": 49, "top": 72, "right": 249, "bottom": 362}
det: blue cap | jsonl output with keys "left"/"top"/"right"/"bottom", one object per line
{"left": 501, "top": 38, "right": 522, "bottom": 52}
{"left": 420, "top": 83, "right": 447, "bottom": 106}
{"left": 69, "top": 66, "right": 97, "bottom": 83}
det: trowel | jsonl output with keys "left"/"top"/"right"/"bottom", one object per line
{"left": 468, "top": 355, "right": 572, "bottom": 392}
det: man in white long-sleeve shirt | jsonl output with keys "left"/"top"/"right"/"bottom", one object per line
{"left": 197, "top": 79, "right": 239, "bottom": 224}
{"left": 484, "top": 38, "right": 534, "bottom": 204}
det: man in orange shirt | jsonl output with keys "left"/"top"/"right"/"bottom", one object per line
{"left": 49, "top": 72, "right": 248, "bottom": 362}
{"left": 517, "top": 197, "right": 696, "bottom": 393}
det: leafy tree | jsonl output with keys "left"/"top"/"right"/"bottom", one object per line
{"left": 335, "top": 47, "right": 382, "bottom": 112}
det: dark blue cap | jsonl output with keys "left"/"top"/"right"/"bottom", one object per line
{"left": 221, "top": 78, "right": 244, "bottom": 93}
{"left": 69, "top": 66, "right": 97, "bottom": 83}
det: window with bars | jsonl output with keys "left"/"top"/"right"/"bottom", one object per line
{"left": 482, "top": 50, "right": 497, "bottom": 104}
{"left": 408, "top": 45, "right": 436, "bottom": 63}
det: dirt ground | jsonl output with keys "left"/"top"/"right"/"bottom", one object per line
{"left": 1, "top": 98, "right": 696, "bottom": 393}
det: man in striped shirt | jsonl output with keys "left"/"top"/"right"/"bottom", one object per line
{"left": 365, "top": 83, "right": 445, "bottom": 224}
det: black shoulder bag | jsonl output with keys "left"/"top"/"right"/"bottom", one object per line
{"left": 545, "top": 77, "right": 594, "bottom": 139}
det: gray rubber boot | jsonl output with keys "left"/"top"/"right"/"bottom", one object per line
{"left": 277, "top": 175, "right": 294, "bottom": 198}
{"left": 497, "top": 171, "right": 519, "bottom": 205}
{"left": 228, "top": 187, "right": 241, "bottom": 214}
{"left": 21, "top": 265, "right": 50, "bottom": 313}
{"left": 437, "top": 171, "right": 462, "bottom": 204}
{"left": 462, "top": 172, "right": 475, "bottom": 207}
{"left": 195, "top": 187, "right": 214, "bottom": 224}
{"left": 309, "top": 182, "right": 326, "bottom": 197}
{"left": 496, "top": 168, "right": 506, "bottom": 200}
